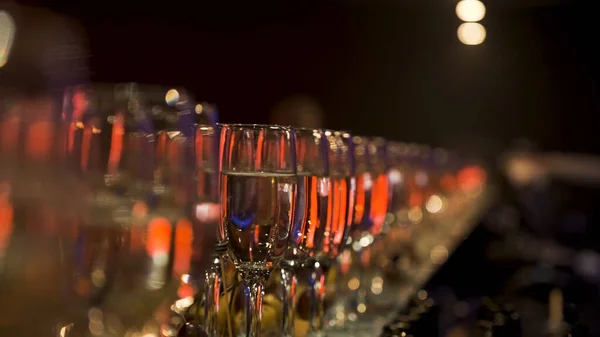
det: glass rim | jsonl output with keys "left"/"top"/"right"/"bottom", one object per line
{"left": 216, "top": 123, "right": 292, "bottom": 130}
{"left": 293, "top": 127, "right": 322, "bottom": 132}
{"left": 196, "top": 124, "right": 216, "bottom": 130}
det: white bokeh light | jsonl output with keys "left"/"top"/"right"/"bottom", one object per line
{"left": 457, "top": 22, "right": 487, "bottom": 46}
{"left": 456, "top": 0, "right": 486, "bottom": 22}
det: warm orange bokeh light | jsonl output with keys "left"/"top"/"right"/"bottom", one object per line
{"left": 146, "top": 217, "right": 173, "bottom": 257}
{"left": 457, "top": 165, "right": 487, "bottom": 191}
{"left": 108, "top": 113, "right": 124, "bottom": 174}
{"left": 174, "top": 218, "right": 194, "bottom": 276}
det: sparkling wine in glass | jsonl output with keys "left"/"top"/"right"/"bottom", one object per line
{"left": 276, "top": 128, "right": 329, "bottom": 337}
{"left": 304, "top": 130, "right": 357, "bottom": 336}
{"left": 219, "top": 124, "right": 297, "bottom": 337}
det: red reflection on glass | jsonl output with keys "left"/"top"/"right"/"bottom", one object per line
{"left": 146, "top": 217, "right": 172, "bottom": 257}
{"left": 174, "top": 218, "right": 193, "bottom": 276}
{"left": 0, "top": 183, "right": 12, "bottom": 256}
{"left": 369, "top": 173, "right": 389, "bottom": 236}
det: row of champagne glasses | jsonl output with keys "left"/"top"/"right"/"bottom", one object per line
{"left": 208, "top": 128, "right": 487, "bottom": 337}
{"left": 0, "top": 81, "right": 485, "bottom": 337}
{"left": 215, "top": 125, "right": 357, "bottom": 337}
{"left": 330, "top": 143, "right": 488, "bottom": 335}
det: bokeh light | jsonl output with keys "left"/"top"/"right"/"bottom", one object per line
{"left": 165, "top": 89, "right": 180, "bottom": 106}
{"left": 455, "top": 0, "right": 486, "bottom": 22}
{"left": 457, "top": 23, "right": 487, "bottom": 46}
{"left": 0, "top": 11, "right": 16, "bottom": 68}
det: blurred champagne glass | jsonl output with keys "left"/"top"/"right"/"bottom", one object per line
{"left": 343, "top": 137, "right": 390, "bottom": 327}
{"left": 0, "top": 89, "right": 86, "bottom": 336}
{"left": 60, "top": 83, "right": 217, "bottom": 336}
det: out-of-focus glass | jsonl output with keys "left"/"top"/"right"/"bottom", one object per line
{"left": 0, "top": 88, "right": 85, "bottom": 336}
{"left": 352, "top": 137, "right": 389, "bottom": 248}
{"left": 306, "top": 130, "right": 356, "bottom": 335}
{"left": 0, "top": 83, "right": 218, "bottom": 337}
{"left": 341, "top": 136, "right": 390, "bottom": 326}
{"left": 196, "top": 124, "right": 227, "bottom": 337}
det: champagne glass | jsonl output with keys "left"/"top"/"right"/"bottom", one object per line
{"left": 347, "top": 136, "right": 390, "bottom": 323}
{"left": 195, "top": 122, "right": 227, "bottom": 337}
{"left": 305, "top": 130, "right": 357, "bottom": 336}
{"left": 219, "top": 124, "right": 297, "bottom": 337}
{"left": 361, "top": 141, "right": 417, "bottom": 312}
{"left": 276, "top": 128, "right": 329, "bottom": 337}
{"left": 0, "top": 88, "right": 87, "bottom": 336}
{"left": 62, "top": 84, "right": 217, "bottom": 335}
{"left": 325, "top": 131, "right": 357, "bottom": 263}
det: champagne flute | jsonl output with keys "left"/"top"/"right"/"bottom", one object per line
{"left": 277, "top": 128, "right": 329, "bottom": 337}
{"left": 361, "top": 141, "right": 416, "bottom": 312}
{"left": 149, "top": 97, "right": 221, "bottom": 336}
{"left": 64, "top": 84, "right": 161, "bottom": 334}
{"left": 347, "top": 136, "right": 390, "bottom": 322}
{"left": 195, "top": 123, "right": 227, "bottom": 337}
{"left": 325, "top": 131, "right": 357, "bottom": 265}
{"left": 305, "top": 130, "right": 357, "bottom": 336}
{"left": 219, "top": 124, "right": 297, "bottom": 337}
{"left": 63, "top": 84, "right": 217, "bottom": 335}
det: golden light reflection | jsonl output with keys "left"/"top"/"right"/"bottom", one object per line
{"left": 425, "top": 195, "right": 444, "bottom": 214}
{"left": 455, "top": 0, "right": 486, "bottom": 22}
{"left": 430, "top": 245, "right": 449, "bottom": 264}
{"left": 0, "top": 11, "right": 15, "bottom": 68}
{"left": 408, "top": 206, "right": 423, "bottom": 224}
{"left": 370, "top": 276, "right": 383, "bottom": 295}
{"left": 457, "top": 23, "right": 487, "bottom": 46}
{"left": 165, "top": 89, "right": 180, "bottom": 106}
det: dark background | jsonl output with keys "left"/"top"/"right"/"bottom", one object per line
{"left": 8, "top": 0, "right": 600, "bottom": 155}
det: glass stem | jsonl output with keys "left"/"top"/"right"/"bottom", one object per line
{"left": 329, "top": 256, "right": 349, "bottom": 329}
{"left": 356, "top": 246, "right": 371, "bottom": 314}
{"left": 280, "top": 264, "right": 297, "bottom": 337}
{"left": 308, "top": 260, "right": 328, "bottom": 336}
{"left": 243, "top": 274, "right": 267, "bottom": 337}
{"left": 204, "top": 253, "right": 223, "bottom": 337}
